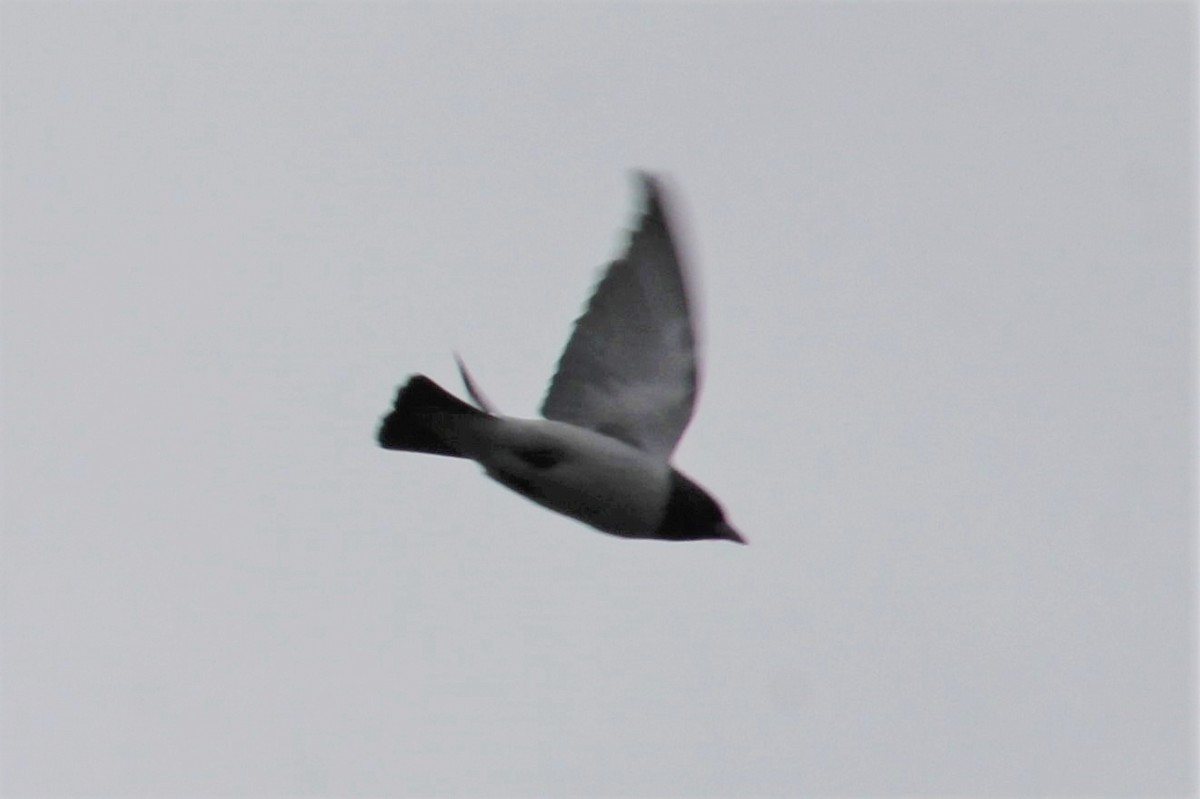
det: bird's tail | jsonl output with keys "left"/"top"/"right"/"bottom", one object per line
{"left": 377, "top": 375, "right": 490, "bottom": 457}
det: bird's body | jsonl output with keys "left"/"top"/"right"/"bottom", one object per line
{"left": 377, "top": 173, "right": 742, "bottom": 544}
{"left": 467, "top": 416, "right": 673, "bottom": 538}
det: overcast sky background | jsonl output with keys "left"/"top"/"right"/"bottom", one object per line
{"left": 3, "top": 2, "right": 1195, "bottom": 797}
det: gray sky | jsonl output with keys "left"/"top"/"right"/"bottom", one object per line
{"left": 3, "top": 2, "right": 1194, "bottom": 796}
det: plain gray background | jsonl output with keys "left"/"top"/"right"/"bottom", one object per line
{"left": 3, "top": 2, "right": 1195, "bottom": 796}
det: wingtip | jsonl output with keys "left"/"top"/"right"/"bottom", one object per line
{"left": 632, "top": 171, "right": 671, "bottom": 226}
{"left": 635, "top": 170, "right": 663, "bottom": 201}
{"left": 453, "top": 352, "right": 497, "bottom": 414}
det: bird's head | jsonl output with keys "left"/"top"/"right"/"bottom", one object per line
{"left": 656, "top": 470, "right": 745, "bottom": 544}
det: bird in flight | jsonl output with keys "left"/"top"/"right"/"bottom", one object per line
{"left": 377, "top": 173, "right": 743, "bottom": 544}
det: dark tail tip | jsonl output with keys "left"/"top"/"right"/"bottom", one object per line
{"left": 377, "top": 375, "right": 484, "bottom": 457}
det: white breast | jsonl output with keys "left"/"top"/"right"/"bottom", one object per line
{"left": 473, "top": 417, "right": 672, "bottom": 537}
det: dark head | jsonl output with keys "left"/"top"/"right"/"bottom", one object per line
{"left": 655, "top": 470, "right": 745, "bottom": 544}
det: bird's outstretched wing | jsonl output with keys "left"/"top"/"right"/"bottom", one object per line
{"left": 541, "top": 173, "right": 699, "bottom": 460}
